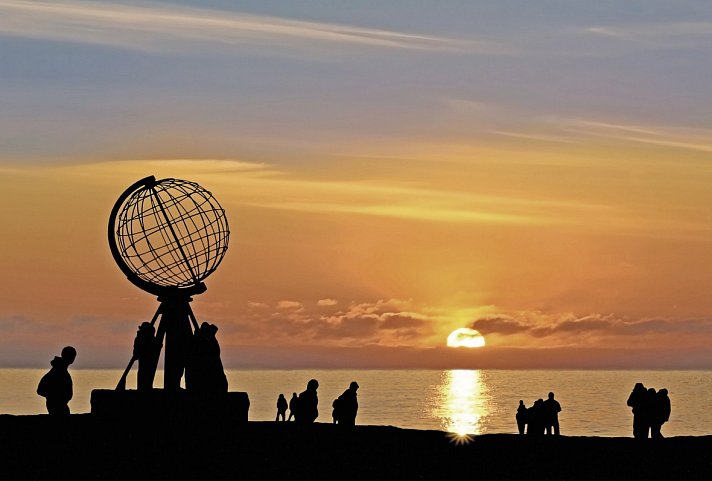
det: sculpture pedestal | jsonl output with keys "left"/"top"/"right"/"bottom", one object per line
{"left": 90, "top": 389, "right": 250, "bottom": 423}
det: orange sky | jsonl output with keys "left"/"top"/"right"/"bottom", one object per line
{"left": 2, "top": 140, "right": 712, "bottom": 368}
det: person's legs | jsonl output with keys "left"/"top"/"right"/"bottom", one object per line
{"left": 46, "top": 399, "right": 69, "bottom": 415}
{"left": 633, "top": 416, "right": 644, "bottom": 438}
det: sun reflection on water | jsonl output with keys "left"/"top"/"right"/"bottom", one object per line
{"left": 437, "top": 369, "right": 489, "bottom": 437}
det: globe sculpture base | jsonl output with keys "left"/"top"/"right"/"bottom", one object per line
{"left": 91, "top": 389, "right": 250, "bottom": 424}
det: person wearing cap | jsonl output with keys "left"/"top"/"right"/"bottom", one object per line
{"left": 334, "top": 381, "right": 359, "bottom": 427}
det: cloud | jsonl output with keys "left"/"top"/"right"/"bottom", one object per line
{"left": 380, "top": 313, "right": 426, "bottom": 330}
{"left": 242, "top": 298, "right": 434, "bottom": 345}
{"left": 488, "top": 130, "right": 580, "bottom": 145}
{"left": 558, "top": 119, "right": 712, "bottom": 154}
{"left": 470, "top": 311, "right": 712, "bottom": 347}
{"left": 276, "top": 300, "right": 302, "bottom": 310}
{"left": 470, "top": 316, "right": 530, "bottom": 335}
{"left": 530, "top": 318, "right": 611, "bottom": 338}
{"left": 317, "top": 316, "right": 381, "bottom": 340}
{"left": 317, "top": 298, "right": 338, "bottom": 307}
{"left": 29, "top": 158, "right": 619, "bottom": 229}
{"left": 583, "top": 22, "right": 712, "bottom": 43}
{"left": 470, "top": 312, "right": 617, "bottom": 339}
{"left": 0, "top": 0, "right": 465, "bottom": 54}
{"left": 245, "top": 177, "right": 600, "bottom": 226}
{"left": 247, "top": 301, "right": 269, "bottom": 309}
{"left": 614, "top": 318, "right": 712, "bottom": 336}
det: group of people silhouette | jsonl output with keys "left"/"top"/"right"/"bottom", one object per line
{"left": 516, "top": 392, "right": 562, "bottom": 436}
{"left": 184, "top": 322, "right": 228, "bottom": 393}
{"left": 275, "top": 380, "right": 360, "bottom": 426}
{"left": 627, "top": 382, "right": 671, "bottom": 439}
{"left": 132, "top": 320, "right": 227, "bottom": 393}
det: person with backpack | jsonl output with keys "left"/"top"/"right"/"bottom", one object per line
{"left": 333, "top": 381, "right": 359, "bottom": 427}
{"left": 296, "top": 379, "right": 319, "bottom": 424}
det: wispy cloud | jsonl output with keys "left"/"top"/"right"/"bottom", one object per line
{"left": 584, "top": 22, "right": 712, "bottom": 43}
{"left": 488, "top": 130, "right": 580, "bottom": 145}
{"left": 0, "top": 0, "right": 466, "bottom": 53}
{"left": 556, "top": 118, "right": 712, "bottom": 154}
{"left": 43, "top": 157, "right": 632, "bottom": 229}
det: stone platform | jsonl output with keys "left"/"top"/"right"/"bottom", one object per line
{"left": 90, "top": 389, "right": 250, "bottom": 422}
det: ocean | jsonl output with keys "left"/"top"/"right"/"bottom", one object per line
{"left": 1, "top": 369, "right": 710, "bottom": 437}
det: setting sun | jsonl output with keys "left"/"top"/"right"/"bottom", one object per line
{"left": 447, "top": 328, "right": 486, "bottom": 348}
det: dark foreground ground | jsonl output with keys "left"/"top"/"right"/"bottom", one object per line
{"left": 2, "top": 414, "right": 711, "bottom": 481}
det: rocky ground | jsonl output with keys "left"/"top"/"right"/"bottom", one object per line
{"left": 2, "top": 414, "right": 711, "bottom": 480}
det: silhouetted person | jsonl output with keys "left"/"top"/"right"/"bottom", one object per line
{"left": 516, "top": 400, "right": 527, "bottom": 435}
{"left": 627, "top": 382, "right": 648, "bottom": 439}
{"left": 202, "top": 323, "right": 228, "bottom": 392}
{"left": 186, "top": 322, "right": 228, "bottom": 394}
{"left": 276, "top": 394, "right": 288, "bottom": 422}
{"left": 37, "top": 346, "right": 76, "bottom": 415}
{"left": 333, "top": 381, "right": 359, "bottom": 427}
{"left": 296, "top": 379, "right": 319, "bottom": 424}
{"left": 287, "top": 392, "right": 298, "bottom": 421}
{"left": 543, "top": 392, "right": 562, "bottom": 435}
{"left": 652, "top": 388, "right": 671, "bottom": 439}
{"left": 641, "top": 387, "right": 658, "bottom": 439}
{"left": 133, "top": 322, "right": 161, "bottom": 391}
{"left": 527, "top": 399, "right": 545, "bottom": 436}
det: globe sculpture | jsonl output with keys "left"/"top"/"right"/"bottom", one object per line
{"left": 108, "top": 176, "right": 229, "bottom": 391}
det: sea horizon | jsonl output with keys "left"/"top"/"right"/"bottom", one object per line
{"left": 3, "top": 368, "right": 711, "bottom": 438}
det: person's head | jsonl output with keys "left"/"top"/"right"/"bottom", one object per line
{"left": 139, "top": 322, "right": 154, "bottom": 334}
{"left": 307, "top": 379, "right": 319, "bottom": 391}
{"left": 350, "top": 381, "right": 359, "bottom": 391}
{"left": 548, "top": 392, "right": 555, "bottom": 400}
{"left": 292, "top": 392, "right": 297, "bottom": 397}
{"left": 61, "top": 346, "right": 76, "bottom": 365}
{"left": 519, "top": 400, "right": 524, "bottom": 405}
{"left": 634, "top": 382, "right": 645, "bottom": 391}
{"left": 279, "top": 393, "right": 285, "bottom": 399}
{"left": 648, "top": 388, "right": 656, "bottom": 395}
{"left": 659, "top": 388, "right": 668, "bottom": 396}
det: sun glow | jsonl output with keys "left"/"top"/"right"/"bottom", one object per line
{"left": 447, "top": 328, "right": 486, "bottom": 348}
